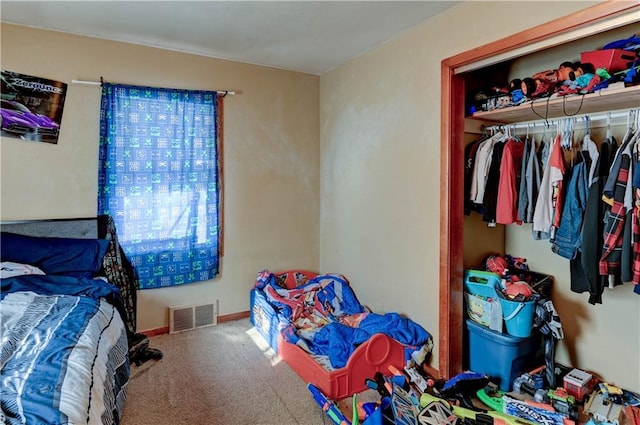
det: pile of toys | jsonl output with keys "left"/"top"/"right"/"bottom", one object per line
{"left": 308, "top": 364, "right": 640, "bottom": 425}
{"left": 470, "top": 34, "right": 640, "bottom": 114}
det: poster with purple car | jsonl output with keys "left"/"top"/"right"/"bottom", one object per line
{"left": 1, "top": 70, "right": 67, "bottom": 144}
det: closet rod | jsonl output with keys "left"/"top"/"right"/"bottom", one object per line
{"left": 70, "top": 79, "right": 236, "bottom": 96}
{"left": 484, "top": 108, "right": 637, "bottom": 132}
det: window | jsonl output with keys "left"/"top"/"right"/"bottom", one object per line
{"left": 98, "top": 83, "right": 222, "bottom": 289}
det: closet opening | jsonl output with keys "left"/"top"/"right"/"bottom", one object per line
{"left": 438, "top": 2, "right": 639, "bottom": 380}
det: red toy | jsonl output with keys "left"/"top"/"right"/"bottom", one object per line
{"left": 504, "top": 278, "right": 534, "bottom": 298}
{"left": 516, "top": 61, "right": 598, "bottom": 99}
{"left": 563, "top": 368, "right": 594, "bottom": 402}
{"left": 519, "top": 62, "right": 575, "bottom": 99}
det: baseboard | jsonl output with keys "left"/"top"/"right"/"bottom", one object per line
{"left": 423, "top": 364, "right": 442, "bottom": 381}
{"left": 140, "top": 310, "right": 250, "bottom": 337}
{"left": 218, "top": 310, "right": 250, "bottom": 323}
{"left": 142, "top": 327, "right": 169, "bottom": 337}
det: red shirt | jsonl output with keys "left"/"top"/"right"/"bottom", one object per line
{"left": 550, "top": 135, "right": 566, "bottom": 229}
{"left": 496, "top": 139, "right": 525, "bottom": 225}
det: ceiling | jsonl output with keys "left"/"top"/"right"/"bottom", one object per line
{"left": 0, "top": 1, "right": 459, "bottom": 75}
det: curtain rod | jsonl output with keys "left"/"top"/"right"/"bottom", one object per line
{"left": 70, "top": 79, "right": 236, "bottom": 96}
{"left": 484, "top": 108, "right": 638, "bottom": 132}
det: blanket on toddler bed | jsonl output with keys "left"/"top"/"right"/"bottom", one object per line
{"left": 255, "top": 270, "right": 431, "bottom": 369}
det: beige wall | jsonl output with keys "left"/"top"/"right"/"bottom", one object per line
{"left": 320, "top": 1, "right": 639, "bottom": 391}
{"left": 0, "top": 24, "right": 320, "bottom": 331}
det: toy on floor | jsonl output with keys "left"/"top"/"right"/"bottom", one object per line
{"left": 532, "top": 297, "right": 564, "bottom": 388}
{"left": 478, "top": 383, "right": 577, "bottom": 425}
{"left": 512, "top": 365, "right": 547, "bottom": 401}
{"left": 540, "top": 388, "right": 578, "bottom": 422}
{"left": 419, "top": 391, "right": 537, "bottom": 425}
{"left": 584, "top": 391, "right": 625, "bottom": 425}
{"left": 308, "top": 383, "right": 351, "bottom": 425}
{"left": 562, "top": 368, "right": 595, "bottom": 403}
{"left": 511, "top": 366, "right": 579, "bottom": 421}
{"left": 501, "top": 395, "right": 574, "bottom": 425}
{"left": 624, "top": 404, "right": 640, "bottom": 425}
{"left": 438, "top": 371, "right": 490, "bottom": 410}
{"left": 598, "top": 383, "right": 624, "bottom": 405}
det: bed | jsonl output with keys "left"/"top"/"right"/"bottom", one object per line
{"left": 249, "top": 269, "right": 433, "bottom": 400}
{"left": 0, "top": 218, "right": 140, "bottom": 425}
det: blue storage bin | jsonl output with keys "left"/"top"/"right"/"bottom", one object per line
{"left": 464, "top": 319, "right": 542, "bottom": 391}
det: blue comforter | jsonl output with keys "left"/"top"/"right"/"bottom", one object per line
{"left": 307, "top": 312, "right": 431, "bottom": 368}
{"left": 1, "top": 275, "right": 130, "bottom": 425}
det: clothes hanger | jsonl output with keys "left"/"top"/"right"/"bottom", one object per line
{"left": 619, "top": 109, "right": 635, "bottom": 146}
{"left": 581, "top": 116, "right": 593, "bottom": 152}
{"left": 560, "top": 117, "right": 573, "bottom": 150}
{"left": 511, "top": 124, "right": 521, "bottom": 142}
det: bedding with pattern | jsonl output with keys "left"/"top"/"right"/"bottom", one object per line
{"left": 253, "top": 270, "right": 432, "bottom": 370}
{"left": 0, "top": 230, "right": 130, "bottom": 425}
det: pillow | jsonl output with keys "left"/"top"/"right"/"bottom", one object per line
{"left": 275, "top": 270, "right": 318, "bottom": 289}
{"left": 0, "top": 232, "right": 110, "bottom": 278}
{"left": 0, "top": 261, "right": 46, "bottom": 279}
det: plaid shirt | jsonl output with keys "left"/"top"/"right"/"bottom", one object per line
{"left": 633, "top": 198, "right": 640, "bottom": 284}
{"left": 600, "top": 153, "right": 631, "bottom": 276}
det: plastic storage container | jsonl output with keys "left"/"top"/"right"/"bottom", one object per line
{"left": 464, "top": 270, "right": 502, "bottom": 328}
{"left": 499, "top": 297, "right": 536, "bottom": 337}
{"left": 464, "top": 270, "right": 501, "bottom": 298}
{"left": 581, "top": 48, "right": 637, "bottom": 73}
{"left": 464, "top": 319, "right": 542, "bottom": 391}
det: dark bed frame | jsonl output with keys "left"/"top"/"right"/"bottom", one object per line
{"left": 1, "top": 217, "right": 99, "bottom": 239}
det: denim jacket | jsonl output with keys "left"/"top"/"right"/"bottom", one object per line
{"left": 552, "top": 156, "right": 590, "bottom": 259}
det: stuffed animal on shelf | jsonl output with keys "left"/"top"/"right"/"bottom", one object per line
{"left": 515, "top": 61, "right": 577, "bottom": 99}
{"left": 510, "top": 61, "right": 603, "bottom": 100}
{"left": 556, "top": 62, "right": 602, "bottom": 96}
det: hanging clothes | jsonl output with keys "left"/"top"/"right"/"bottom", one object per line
{"left": 533, "top": 134, "right": 565, "bottom": 239}
{"left": 552, "top": 150, "right": 591, "bottom": 259}
{"left": 469, "top": 132, "right": 504, "bottom": 205}
{"left": 517, "top": 136, "right": 532, "bottom": 222}
{"left": 575, "top": 136, "right": 617, "bottom": 302}
{"left": 527, "top": 137, "right": 544, "bottom": 223}
{"left": 598, "top": 130, "right": 637, "bottom": 295}
{"left": 496, "top": 138, "right": 525, "bottom": 225}
{"left": 602, "top": 129, "right": 635, "bottom": 205}
{"left": 465, "top": 134, "right": 488, "bottom": 216}
{"left": 476, "top": 110, "right": 640, "bottom": 302}
{"left": 550, "top": 134, "right": 567, "bottom": 241}
{"left": 599, "top": 143, "right": 633, "bottom": 278}
{"left": 632, "top": 140, "right": 640, "bottom": 286}
{"left": 532, "top": 138, "right": 550, "bottom": 240}
{"left": 583, "top": 133, "right": 600, "bottom": 187}
{"left": 622, "top": 130, "right": 640, "bottom": 283}
{"left": 482, "top": 140, "right": 507, "bottom": 226}
{"left": 517, "top": 136, "right": 543, "bottom": 224}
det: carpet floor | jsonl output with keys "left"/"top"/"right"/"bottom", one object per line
{"left": 120, "top": 318, "right": 360, "bottom": 425}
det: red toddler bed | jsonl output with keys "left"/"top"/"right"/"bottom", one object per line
{"left": 249, "top": 269, "right": 432, "bottom": 400}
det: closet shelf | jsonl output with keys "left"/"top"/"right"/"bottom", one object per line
{"left": 467, "top": 83, "right": 640, "bottom": 125}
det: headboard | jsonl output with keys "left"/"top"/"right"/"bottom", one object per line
{"left": 1, "top": 218, "right": 98, "bottom": 239}
{"left": 1, "top": 216, "right": 142, "bottom": 341}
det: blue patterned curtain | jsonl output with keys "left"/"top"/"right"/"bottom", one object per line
{"left": 97, "top": 83, "right": 220, "bottom": 289}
